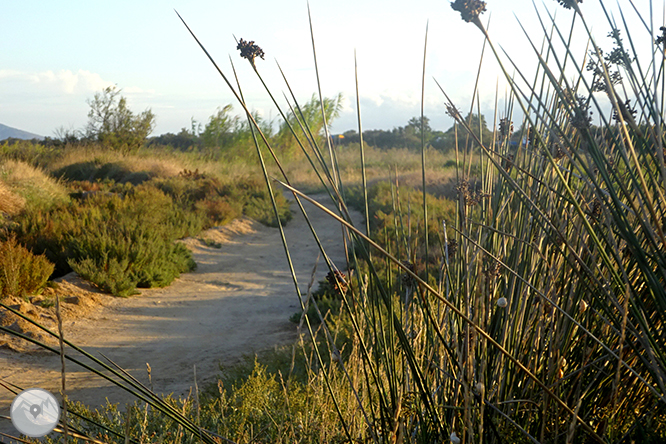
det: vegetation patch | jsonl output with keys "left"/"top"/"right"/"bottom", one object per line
{"left": 0, "top": 236, "right": 53, "bottom": 300}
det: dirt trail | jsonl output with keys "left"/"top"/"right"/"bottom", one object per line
{"left": 0, "top": 194, "right": 363, "bottom": 423}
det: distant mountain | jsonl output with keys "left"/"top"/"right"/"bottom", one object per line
{"left": 0, "top": 123, "right": 43, "bottom": 141}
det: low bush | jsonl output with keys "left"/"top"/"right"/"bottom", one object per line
{"left": 156, "top": 174, "right": 291, "bottom": 227}
{"left": 11, "top": 184, "right": 199, "bottom": 296}
{"left": 69, "top": 231, "right": 195, "bottom": 297}
{"left": 0, "top": 236, "right": 54, "bottom": 300}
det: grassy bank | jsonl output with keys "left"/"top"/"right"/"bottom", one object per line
{"left": 0, "top": 143, "right": 291, "bottom": 297}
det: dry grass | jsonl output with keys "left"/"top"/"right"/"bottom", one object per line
{"left": 0, "top": 160, "right": 69, "bottom": 211}
{"left": 46, "top": 145, "right": 263, "bottom": 187}
{"left": 284, "top": 145, "right": 461, "bottom": 198}
{"left": 0, "top": 180, "right": 26, "bottom": 216}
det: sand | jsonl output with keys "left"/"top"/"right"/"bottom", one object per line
{"left": 0, "top": 194, "right": 364, "bottom": 430}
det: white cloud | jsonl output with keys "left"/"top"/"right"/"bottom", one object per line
{"left": 0, "top": 69, "right": 154, "bottom": 135}
{"left": 27, "top": 69, "right": 114, "bottom": 94}
{"left": 0, "top": 69, "right": 22, "bottom": 79}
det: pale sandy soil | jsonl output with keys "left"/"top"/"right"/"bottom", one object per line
{"left": 0, "top": 194, "right": 363, "bottom": 434}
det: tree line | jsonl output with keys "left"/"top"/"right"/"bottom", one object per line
{"left": 335, "top": 114, "right": 498, "bottom": 152}
{"left": 38, "top": 86, "right": 518, "bottom": 156}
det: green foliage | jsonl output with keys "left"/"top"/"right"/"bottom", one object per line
{"left": 11, "top": 184, "right": 200, "bottom": 296}
{"left": 337, "top": 113, "right": 494, "bottom": 152}
{"left": 243, "top": 188, "right": 292, "bottom": 227}
{"left": 201, "top": 104, "right": 238, "bottom": 150}
{"left": 155, "top": 174, "right": 291, "bottom": 227}
{"left": 273, "top": 93, "right": 342, "bottom": 158}
{"left": 85, "top": 86, "right": 156, "bottom": 155}
{"left": 0, "top": 139, "right": 64, "bottom": 168}
{"left": 69, "top": 228, "right": 196, "bottom": 297}
{"left": 0, "top": 236, "right": 54, "bottom": 300}
{"left": 49, "top": 357, "right": 357, "bottom": 444}
{"left": 348, "top": 181, "right": 456, "bottom": 262}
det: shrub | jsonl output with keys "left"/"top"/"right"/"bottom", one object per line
{"left": 0, "top": 236, "right": 54, "bottom": 300}
{"left": 0, "top": 139, "right": 63, "bottom": 168}
{"left": 68, "top": 227, "right": 196, "bottom": 297}
{"left": 155, "top": 174, "right": 292, "bottom": 227}
{"left": 195, "top": 196, "right": 242, "bottom": 227}
{"left": 243, "top": 189, "right": 292, "bottom": 227}
{"left": 11, "top": 184, "right": 199, "bottom": 296}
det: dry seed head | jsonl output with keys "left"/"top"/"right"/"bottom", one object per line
{"left": 527, "top": 126, "right": 537, "bottom": 147}
{"left": 446, "top": 239, "right": 458, "bottom": 259}
{"left": 456, "top": 179, "right": 469, "bottom": 200}
{"left": 548, "top": 229, "right": 565, "bottom": 248}
{"left": 502, "top": 153, "right": 515, "bottom": 171}
{"left": 401, "top": 261, "right": 417, "bottom": 288}
{"left": 613, "top": 99, "right": 637, "bottom": 123}
{"left": 587, "top": 198, "right": 603, "bottom": 221}
{"left": 450, "top": 0, "right": 487, "bottom": 26}
{"left": 485, "top": 260, "right": 501, "bottom": 279}
{"left": 553, "top": 144, "right": 566, "bottom": 161}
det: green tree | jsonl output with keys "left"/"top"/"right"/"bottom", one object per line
{"left": 85, "top": 86, "right": 155, "bottom": 155}
{"left": 199, "top": 104, "right": 273, "bottom": 160}
{"left": 274, "top": 93, "right": 343, "bottom": 157}
{"left": 201, "top": 104, "right": 238, "bottom": 150}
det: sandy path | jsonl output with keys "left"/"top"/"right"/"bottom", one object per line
{"left": 0, "top": 194, "right": 363, "bottom": 424}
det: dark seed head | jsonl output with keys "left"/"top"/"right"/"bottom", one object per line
{"left": 656, "top": 26, "right": 666, "bottom": 47}
{"left": 499, "top": 118, "right": 513, "bottom": 139}
{"left": 450, "top": 0, "right": 487, "bottom": 26}
{"left": 401, "top": 261, "right": 417, "bottom": 288}
{"left": 586, "top": 198, "right": 603, "bottom": 222}
{"left": 570, "top": 95, "right": 593, "bottom": 131}
{"left": 236, "top": 38, "right": 265, "bottom": 67}
{"left": 555, "top": 0, "right": 582, "bottom": 10}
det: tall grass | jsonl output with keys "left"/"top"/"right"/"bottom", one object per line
{"left": 0, "top": 160, "right": 70, "bottom": 211}
{"left": 2, "top": 1, "right": 666, "bottom": 443}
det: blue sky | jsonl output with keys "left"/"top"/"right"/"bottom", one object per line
{"left": 0, "top": 1, "right": 655, "bottom": 138}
